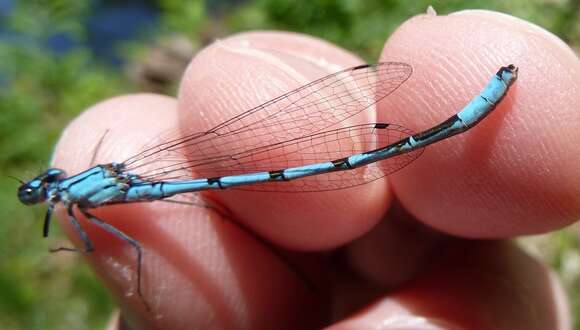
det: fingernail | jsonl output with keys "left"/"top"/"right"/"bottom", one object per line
{"left": 216, "top": 35, "right": 347, "bottom": 76}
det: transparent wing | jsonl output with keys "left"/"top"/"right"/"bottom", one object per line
{"left": 123, "top": 62, "right": 412, "bottom": 181}
{"left": 141, "top": 123, "right": 423, "bottom": 192}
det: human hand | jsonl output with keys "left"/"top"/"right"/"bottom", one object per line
{"left": 51, "top": 9, "right": 579, "bottom": 330}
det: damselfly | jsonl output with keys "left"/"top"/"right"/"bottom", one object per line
{"left": 17, "top": 63, "right": 518, "bottom": 309}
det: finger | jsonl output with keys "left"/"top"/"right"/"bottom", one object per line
{"left": 177, "top": 31, "right": 392, "bottom": 250}
{"left": 52, "top": 94, "right": 323, "bottom": 329}
{"left": 344, "top": 199, "right": 449, "bottom": 289}
{"left": 377, "top": 10, "right": 580, "bottom": 237}
{"left": 328, "top": 241, "right": 570, "bottom": 330}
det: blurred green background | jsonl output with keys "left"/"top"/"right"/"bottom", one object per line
{"left": 0, "top": 0, "right": 578, "bottom": 329}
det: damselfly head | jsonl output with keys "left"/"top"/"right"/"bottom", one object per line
{"left": 17, "top": 179, "right": 45, "bottom": 205}
{"left": 17, "top": 168, "right": 66, "bottom": 205}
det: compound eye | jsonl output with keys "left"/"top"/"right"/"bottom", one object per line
{"left": 18, "top": 185, "right": 42, "bottom": 205}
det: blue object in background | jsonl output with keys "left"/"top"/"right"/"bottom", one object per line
{"left": 87, "top": 1, "right": 159, "bottom": 65}
{"left": 0, "top": 0, "right": 159, "bottom": 65}
{"left": 0, "top": 0, "right": 13, "bottom": 18}
{"left": 46, "top": 32, "right": 77, "bottom": 56}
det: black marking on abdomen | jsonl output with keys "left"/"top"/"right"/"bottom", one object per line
{"left": 367, "top": 138, "right": 405, "bottom": 155}
{"left": 269, "top": 170, "right": 287, "bottom": 181}
{"left": 332, "top": 157, "right": 353, "bottom": 169}
{"left": 412, "top": 114, "right": 460, "bottom": 142}
{"left": 480, "top": 94, "right": 495, "bottom": 105}
{"left": 207, "top": 177, "right": 224, "bottom": 189}
{"left": 496, "top": 65, "right": 514, "bottom": 79}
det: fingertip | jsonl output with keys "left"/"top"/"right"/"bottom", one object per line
{"left": 345, "top": 201, "right": 447, "bottom": 289}
{"left": 178, "top": 31, "right": 366, "bottom": 132}
{"left": 177, "top": 31, "right": 391, "bottom": 250}
{"left": 378, "top": 10, "right": 580, "bottom": 237}
{"left": 52, "top": 93, "right": 179, "bottom": 173}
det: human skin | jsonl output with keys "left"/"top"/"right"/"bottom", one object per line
{"left": 48, "top": 10, "right": 578, "bottom": 330}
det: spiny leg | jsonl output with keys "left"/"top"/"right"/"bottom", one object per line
{"left": 50, "top": 205, "right": 95, "bottom": 253}
{"left": 78, "top": 208, "right": 150, "bottom": 311}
